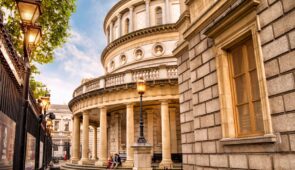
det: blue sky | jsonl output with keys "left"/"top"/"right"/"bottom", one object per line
{"left": 36, "top": 0, "right": 117, "bottom": 104}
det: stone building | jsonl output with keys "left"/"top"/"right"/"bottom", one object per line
{"left": 67, "top": 0, "right": 182, "bottom": 169}
{"left": 49, "top": 105, "right": 73, "bottom": 158}
{"left": 174, "top": 0, "right": 295, "bottom": 169}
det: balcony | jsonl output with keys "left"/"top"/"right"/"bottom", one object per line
{"left": 73, "top": 65, "right": 178, "bottom": 98}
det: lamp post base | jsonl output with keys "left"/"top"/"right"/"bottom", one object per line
{"left": 78, "top": 158, "right": 91, "bottom": 165}
{"left": 70, "top": 158, "right": 79, "bottom": 164}
{"left": 159, "top": 159, "right": 173, "bottom": 169}
{"left": 132, "top": 143, "right": 152, "bottom": 170}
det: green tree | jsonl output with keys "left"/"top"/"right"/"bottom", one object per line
{"left": 1, "top": 0, "right": 76, "bottom": 98}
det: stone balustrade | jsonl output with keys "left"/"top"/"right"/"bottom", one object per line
{"left": 73, "top": 65, "right": 178, "bottom": 97}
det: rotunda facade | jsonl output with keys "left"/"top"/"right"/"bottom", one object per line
{"left": 68, "top": 0, "right": 182, "bottom": 168}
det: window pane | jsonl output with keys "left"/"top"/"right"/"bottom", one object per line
{"left": 231, "top": 46, "right": 244, "bottom": 76}
{"left": 254, "top": 101, "right": 264, "bottom": 132}
{"left": 235, "top": 75, "right": 248, "bottom": 104}
{"left": 246, "top": 38, "right": 256, "bottom": 70}
{"left": 250, "top": 70, "right": 260, "bottom": 100}
{"left": 237, "top": 104, "right": 251, "bottom": 134}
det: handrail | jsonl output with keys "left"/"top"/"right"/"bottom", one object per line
{"left": 73, "top": 65, "right": 178, "bottom": 98}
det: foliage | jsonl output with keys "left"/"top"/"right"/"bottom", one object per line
{"left": 0, "top": 0, "right": 76, "bottom": 99}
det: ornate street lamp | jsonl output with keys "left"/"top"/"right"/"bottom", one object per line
{"left": 39, "top": 91, "right": 55, "bottom": 169}
{"left": 17, "top": 0, "right": 41, "bottom": 25}
{"left": 15, "top": 0, "right": 42, "bottom": 169}
{"left": 136, "top": 77, "right": 147, "bottom": 143}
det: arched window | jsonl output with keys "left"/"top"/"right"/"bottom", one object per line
{"left": 155, "top": 7, "right": 163, "bottom": 25}
{"left": 124, "top": 18, "right": 130, "bottom": 35}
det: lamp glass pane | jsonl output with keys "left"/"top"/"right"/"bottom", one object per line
{"left": 28, "top": 27, "right": 41, "bottom": 45}
{"left": 18, "top": 2, "right": 38, "bottom": 24}
{"left": 137, "top": 80, "right": 146, "bottom": 93}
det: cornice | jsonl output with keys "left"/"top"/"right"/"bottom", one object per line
{"left": 204, "top": 0, "right": 260, "bottom": 38}
{"left": 175, "top": 9, "right": 190, "bottom": 29}
{"left": 173, "top": 40, "right": 188, "bottom": 57}
{"left": 183, "top": 0, "right": 236, "bottom": 40}
{"left": 101, "top": 24, "right": 177, "bottom": 65}
{"left": 68, "top": 79, "right": 178, "bottom": 109}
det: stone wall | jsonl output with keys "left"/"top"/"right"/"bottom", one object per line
{"left": 177, "top": 0, "right": 295, "bottom": 169}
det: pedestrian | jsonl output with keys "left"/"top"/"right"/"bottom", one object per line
{"left": 111, "top": 153, "right": 121, "bottom": 169}
{"left": 107, "top": 155, "right": 113, "bottom": 169}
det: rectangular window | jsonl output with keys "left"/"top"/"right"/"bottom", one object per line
{"left": 64, "top": 122, "right": 69, "bottom": 131}
{"left": 54, "top": 121, "right": 59, "bottom": 131}
{"left": 53, "top": 144, "right": 58, "bottom": 151}
{"left": 228, "top": 37, "right": 264, "bottom": 137}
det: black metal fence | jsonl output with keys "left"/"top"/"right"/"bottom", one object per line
{"left": 0, "top": 12, "right": 52, "bottom": 170}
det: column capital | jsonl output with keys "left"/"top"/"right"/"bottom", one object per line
{"left": 169, "top": 107, "right": 177, "bottom": 113}
{"left": 99, "top": 106, "right": 107, "bottom": 110}
{"left": 117, "top": 13, "right": 122, "bottom": 18}
{"left": 83, "top": 111, "right": 89, "bottom": 115}
{"left": 160, "top": 100, "right": 169, "bottom": 105}
{"left": 144, "top": 0, "right": 151, "bottom": 4}
{"left": 129, "top": 6, "right": 134, "bottom": 11}
{"left": 145, "top": 110, "right": 154, "bottom": 114}
{"left": 126, "top": 102, "right": 134, "bottom": 107}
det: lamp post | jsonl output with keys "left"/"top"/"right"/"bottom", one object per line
{"left": 136, "top": 77, "right": 147, "bottom": 143}
{"left": 38, "top": 92, "right": 55, "bottom": 169}
{"left": 15, "top": 0, "right": 42, "bottom": 169}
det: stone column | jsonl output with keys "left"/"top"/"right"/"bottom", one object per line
{"left": 123, "top": 103, "right": 134, "bottom": 167}
{"left": 159, "top": 101, "right": 173, "bottom": 168}
{"left": 96, "top": 107, "right": 108, "bottom": 166}
{"left": 169, "top": 108, "right": 177, "bottom": 153}
{"left": 145, "top": 0, "right": 150, "bottom": 27}
{"left": 93, "top": 126, "right": 98, "bottom": 160}
{"left": 146, "top": 110, "right": 154, "bottom": 154}
{"left": 71, "top": 115, "right": 80, "bottom": 164}
{"left": 129, "top": 6, "right": 134, "bottom": 32}
{"left": 165, "top": 0, "right": 170, "bottom": 23}
{"left": 79, "top": 111, "right": 90, "bottom": 165}
{"left": 117, "top": 13, "right": 122, "bottom": 37}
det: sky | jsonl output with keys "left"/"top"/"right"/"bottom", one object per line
{"left": 36, "top": 0, "right": 117, "bottom": 105}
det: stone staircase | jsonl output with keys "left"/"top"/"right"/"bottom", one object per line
{"left": 61, "top": 162, "right": 183, "bottom": 170}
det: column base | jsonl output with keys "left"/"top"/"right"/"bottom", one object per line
{"left": 70, "top": 158, "right": 79, "bottom": 164}
{"left": 123, "top": 159, "right": 134, "bottom": 167}
{"left": 78, "top": 158, "right": 91, "bottom": 165}
{"left": 95, "top": 159, "right": 108, "bottom": 167}
{"left": 159, "top": 159, "right": 173, "bottom": 169}
{"left": 132, "top": 143, "right": 152, "bottom": 170}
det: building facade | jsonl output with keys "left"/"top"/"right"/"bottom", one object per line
{"left": 175, "top": 0, "right": 295, "bottom": 169}
{"left": 49, "top": 105, "right": 73, "bottom": 159}
{"left": 68, "top": 0, "right": 182, "bottom": 168}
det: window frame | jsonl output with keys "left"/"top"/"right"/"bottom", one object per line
{"left": 213, "top": 12, "right": 273, "bottom": 139}
{"left": 155, "top": 7, "right": 163, "bottom": 25}
{"left": 227, "top": 37, "right": 264, "bottom": 138}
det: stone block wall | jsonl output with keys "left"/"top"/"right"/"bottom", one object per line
{"left": 177, "top": 0, "right": 295, "bottom": 169}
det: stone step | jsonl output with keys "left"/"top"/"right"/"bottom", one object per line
{"left": 61, "top": 163, "right": 182, "bottom": 170}
{"left": 61, "top": 163, "right": 132, "bottom": 170}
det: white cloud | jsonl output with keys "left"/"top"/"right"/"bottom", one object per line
{"left": 55, "top": 29, "right": 104, "bottom": 79}
{"left": 36, "top": 29, "right": 105, "bottom": 104}
{"left": 37, "top": 74, "right": 77, "bottom": 104}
